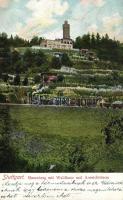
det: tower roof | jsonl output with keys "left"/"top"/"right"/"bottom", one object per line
{"left": 64, "top": 20, "right": 68, "bottom": 24}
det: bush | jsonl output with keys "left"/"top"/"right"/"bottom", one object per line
{"left": 0, "top": 93, "right": 6, "bottom": 103}
{"left": 34, "top": 75, "right": 41, "bottom": 84}
{"left": 51, "top": 57, "right": 61, "bottom": 69}
{"left": 57, "top": 74, "right": 64, "bottom": 82}
{"left": 2, "top": 73, "right": 9, "bottom": 82}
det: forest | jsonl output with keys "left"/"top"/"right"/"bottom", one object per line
{"left": 74, "top": 33, "right": 123, "bottom": 64}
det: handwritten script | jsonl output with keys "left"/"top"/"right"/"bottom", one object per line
{"left": 0, "top": 174, "right": 123, "bottom": 200}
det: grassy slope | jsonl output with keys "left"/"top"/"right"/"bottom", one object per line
{"left": 10, "top": 107, "right": 120, "bottom": 136}
{"left": 10, "top": 106, "right": 123, "bottom": 172}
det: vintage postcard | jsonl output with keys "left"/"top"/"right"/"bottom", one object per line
{"left": 0, "top": 0, "right": 123, "bottom": 199}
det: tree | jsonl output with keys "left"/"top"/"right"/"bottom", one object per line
{"left": 0, "top": 32, "right": 9, "bottom": 48}
{"left": 0, "top": 93, "right": 6, "bottom": 103}
{"left": 43, "top": 75, "right": 48, "bottom": 83}
{"left": 0, "top": 47, "right": 11, "bottom": 73}
{"left": 74, "top": 33, "right": 91, "bottom": 49}
{"left": 111, "top": 71, "right": 119, "bottom": 86}
{"left": 30, "top": 36, "right": 43, "bottom": 46}
{"left": 23, "top": 49, "right": 47, "bottom": 72}
{"left": 96, "top": 33, "right": 101, "bottom": 46}
{"left": 40, "top": 65, "right": 49, "bottom": 73}
{"left": 14, "top": 60, "right": 23, "bottom": 74}
{"left": 0, "top": 106, "right": 28, "bottom": 172}
{"left": 34, "top": 50, "right": 47, "bottom": 66}
{"left": 14, "top": 74, "right": 20, "bottom": 85}
{"left": 74, "top": 36, "right": 82, "bottom": 49}
{"left": 11, "top": 50, "right": 20, "bottom": 64}
{"left": 105, "top": 33, "right": 109, "bottom": 40}
{"left": 81, "top": 33, "right": 91, "bottom": 49}
{"left": 23, "top": 49, "right": 34, "bottom": 70}
{"left": 9, "top": 35, "right": 14, "bottom": 46}
{"left": 61, "top": 53, "right": 72, "bottom": 66}
{"left": 102, "top": 117, "right": 123, "bottom": 144}
{"left": 23, "top": 77, "right": 28, "bottom": 86}
{"left": 11, "top": 35, "right": 29, "bottom": 47}
{"left": 30, "top": 36, "right": 39, "bottom": 46}
{"left": 10, "top": 50, "right": 21, "bottom": 72}
{"left": 91, "top": 33, "right": 96, "bottom": 49}
{"left": 34, "top": 74, "right": 41, "bottom": 84}
{"left": 51, "top": 57, "right": 61, "bottom": 69}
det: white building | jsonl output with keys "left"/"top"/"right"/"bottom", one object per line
{"left": 41, "top": 39, "right": 73, "bottom": 50}
{"left": 40, "top": 21, "right": 73, "bottom": 50}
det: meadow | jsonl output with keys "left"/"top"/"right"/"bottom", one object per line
{"left": 4, "top": 106, "right": 122, "bottom": 172}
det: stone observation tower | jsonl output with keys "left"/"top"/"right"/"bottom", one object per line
{"left": 63, "top": 20, "right": 70, "bottom": 39}
{"left": 40, "top": 20, "right": 73, "bottom": 50}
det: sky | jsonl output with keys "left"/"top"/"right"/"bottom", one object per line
{"left": 0, "top": 0, "right": 123, "bottom": 41}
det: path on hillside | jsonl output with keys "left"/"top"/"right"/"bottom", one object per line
{"left": 0, "top": 103, "right": 97, "bottom": 108}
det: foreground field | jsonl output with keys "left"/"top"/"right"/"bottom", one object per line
{"left": 1, "top": 106, "right": 123, "bottom": 172}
